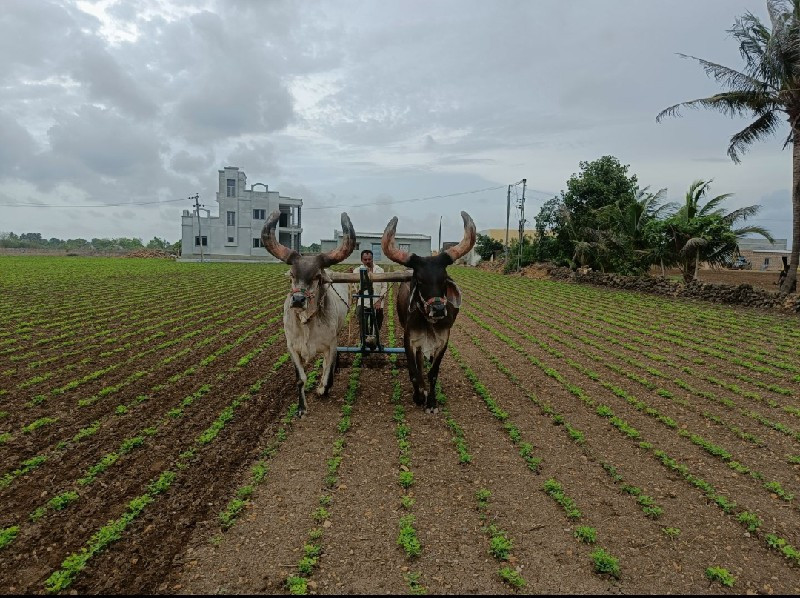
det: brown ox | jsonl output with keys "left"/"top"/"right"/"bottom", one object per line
{"left": 382, "top": 211, "right": 476, "bottom": 412}
{"left": 262, "top": 211, "right": 356, "bottom": 416}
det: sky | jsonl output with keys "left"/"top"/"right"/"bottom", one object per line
{"left": 0, "top": 0, "right": 794, "bottom": 249}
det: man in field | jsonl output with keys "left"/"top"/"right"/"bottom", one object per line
{"left": 353, "top": 249, "right": 386, "bottom": 345}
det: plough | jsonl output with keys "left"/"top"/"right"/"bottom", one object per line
{"left": 329, "top": 267, "right": 412, "bottom": 355}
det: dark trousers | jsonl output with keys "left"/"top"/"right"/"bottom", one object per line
{"left": 356, "top": 306, "right": 384, "bottom": 332}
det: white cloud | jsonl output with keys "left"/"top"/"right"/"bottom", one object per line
{"left": 0, "top": 0, "right": 793, "bottom": 249}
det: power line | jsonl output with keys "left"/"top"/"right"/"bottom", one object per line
{"left": 0, "top": 197, "right": 189, "bottom": 208}
{"left": 303, "top": 185, "right": 508, "bottom": 210}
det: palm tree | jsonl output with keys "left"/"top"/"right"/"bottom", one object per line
{"left": 598, "top": 186, "right": 677, "bottom": 274}
{"left": 666, "top": 180, "right": 773, "bottom": 282}
{"left": 656, "top": 0, "right": 800, "bottom": 293}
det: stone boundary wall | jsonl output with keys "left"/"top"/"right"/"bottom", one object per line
{"left": 542, "top": 266, "right": 800, "bottom": 314}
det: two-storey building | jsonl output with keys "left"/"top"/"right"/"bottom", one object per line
{"left": 180, "top": 166, "right": 302, "bottom": 261}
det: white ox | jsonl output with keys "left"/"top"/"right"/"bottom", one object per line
{"left": 262, "top": 211, "right": 356, "bottom": 416}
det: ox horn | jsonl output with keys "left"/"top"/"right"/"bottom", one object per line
{"left": 382, "top": 216, "right": 412, "bottom": 265}
{"left": 319, "top": 212, "right": 356, "bottom": 267}
{"left": 261, "top": 210, "right": 300, "bottom": 264}
{"left": 444, "top": 211, "right": 476, "bottom": 262}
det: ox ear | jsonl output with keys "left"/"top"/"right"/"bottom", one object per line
{"left": 445, "top": 279, "right": 462, "bottom": 308}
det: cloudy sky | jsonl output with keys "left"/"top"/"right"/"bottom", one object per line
{"left": 0, "top": 0, "right": 794, "bottom": 248}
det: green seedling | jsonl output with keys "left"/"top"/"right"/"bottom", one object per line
{"left": 498, "top": 566, "right": 526, "bottom": 589}
{"left": 591, "top": 548, "right": 620, "bottom": 578}
{"left": 574, "top": 526, "right": 597, "bottom": 544}
{"left": 705, "top": 567, "right": 735, "bottom": 587}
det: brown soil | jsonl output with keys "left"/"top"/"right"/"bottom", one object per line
{"left": 2, "top": 265, "right": 800, "bottom": 594}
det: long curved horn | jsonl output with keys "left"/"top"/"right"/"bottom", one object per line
{"left": 444, "top": 211, "right": 476, "bottom": 261}
{"left": 382, "top": 216, "right": 412, "bottom": 265}
{"left": 319, "top": 212, "right": 356, "bottom": 267}
{"left": 261, "top": 210, "right": 299, "bottom": 264}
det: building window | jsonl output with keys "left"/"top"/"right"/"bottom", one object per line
{"left": 279, "top": 212, "right": 289, "bottom": 227}
{"left": 253, "top": 209, "right": 266, "bottom": 220}
{"left": 227, "top": 211, "right": 236, "bottom": 226}
{"left": 227, "top": 179, "right": 236, "bottom": 197}
{"left": 194, "top": 236, "right": 207, "bottom": 246}
{"left": 764, "top": 258, "right": 770, "bottom": 266}
{"left": 253, "top": 238, "right": 263, "bottom": 248}
{"left": 228, "top": 236, "right": 234, "bottom": 243}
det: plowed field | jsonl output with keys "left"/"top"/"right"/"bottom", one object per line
{"left": 1, "top": 256, "right": 800, "bottom": 594}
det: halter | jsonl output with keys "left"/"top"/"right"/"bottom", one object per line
{"left": 410, "top": 282, "right": 447, "bottom": 320}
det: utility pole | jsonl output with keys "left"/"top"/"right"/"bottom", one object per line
{"left": 505, "top": 185, "right": 511, "bottom": 262}
{"left": 517, "top": 178, "right": 527, "bottom": 269}
{"left": 191, "top": 193, "right": 205, "bottom": 263}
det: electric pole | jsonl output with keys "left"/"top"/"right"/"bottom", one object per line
{"left": 505, "top": 185, "right": 511, "bottom": 262}
{"left": 191, "top": 193, "right": 205, "bottom": 263}
{"left": 517, "top": 179, "right": 527, "bottom": 269}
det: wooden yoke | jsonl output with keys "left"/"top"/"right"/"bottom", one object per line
{"left": 327, "top": 271, "right": 413, "bottom": 284}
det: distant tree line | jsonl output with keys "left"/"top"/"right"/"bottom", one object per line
{"left": 0, "top": 232, "right": 179, "bottom": 253}
{"left": 476, "top": 155, "right": 773, "bottom": 284}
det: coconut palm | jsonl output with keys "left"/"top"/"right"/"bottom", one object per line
{"left": 597, "top": 186, "right": 677, "bottom": 274}
{"left": 656, "top": 0, "right": 800, "bottom": 292}
{"left": 664, "top": 180, "right": 774, "bottom": 282}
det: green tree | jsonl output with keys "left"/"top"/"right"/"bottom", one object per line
{"left": 597, "top": 187, "right": 676, "bottom": 275}
{"left": 662, "top": 180, "right": 773, "bottom": 282}
{"left": 146, "top": 237, "right": 170, "bottom": 250}
{"left": 558, "top": 156, "right": 640, "bottom": 272}
{"left": 475, "top": 233, "right": 503, "bottom": 260}
{"left": 657, "top": 0, "right": 800, "bottom": 292}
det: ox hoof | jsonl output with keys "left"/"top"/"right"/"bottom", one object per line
{"left": 316, "top": 385, "right": 328, "bottom": 397}
{"left": 296, "top": 407, "right": 307, "bottom": 418}
{"left": 425, "top": 406, "right": 439, "bottom": 415}
{"left": 412, "top": 392, "right": 424, "bottom": 406}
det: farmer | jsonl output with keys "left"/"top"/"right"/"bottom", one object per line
{"left": 353, "top": 249, "right": 386, "bottom": 332}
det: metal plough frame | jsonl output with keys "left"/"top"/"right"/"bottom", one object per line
{"left": 330, "top": 268, "right": 412, "bottom": 355}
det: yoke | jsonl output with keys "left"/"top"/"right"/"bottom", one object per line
{"left": 331, "top": 268, "right": 412, "bottom": 355}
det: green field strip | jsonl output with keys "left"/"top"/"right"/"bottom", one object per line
{"left": 458, "top": 276, "right": 800, "bottom": 443}
{"left": 448, "top": 323, "right": 623, "bottom": 583}
{"left": 285, "top": 353, "right": 364, "bottom": 595}
{"left": 456, "top": 325, "right": 666, "bottom": 521}
{"left": 448, "top": 345, "right": 543, "bottom": 473}
{"left": 536, "top": 280, "right": 800, "bottom": 380}
{"left": 8, "top": 289, "right": 265, "bottom": 382}
{"left": 461, "top": 305, "right": 800, "bottom": 510}
{"left": 1, "top": 307, "right": 277, "bottom": 446}
{"left": 474, "top": 489, "right": 528, "bottom": 589}
{"left": 452, "top": 268, "right": 800, "bottom": 375}
{"left": 41, "top": 349, "right": 292, "bottom": 592}
{"left": 454, "top": 271, "right": 800, "bottom": 388}
{"left": 0, "top": 262, "right": 287, "bottom": 367}
{"left": 216, "top": 360, "right": 322, "bottom": 532}
{"left": 19, "top": 301, "right": 279, "bottom": 409}
{"left": 0, "top": 322, "right": 285, "bottom": 497}
{"left": 383, "top": 290, "right": 426, "bottom": 593}
{"left": 541, "top": 479, "right": 621, "bottom": 580}
{"left": 454, "top": 303, "right": 800, "bottom": 562}
{"left": 465, "top": 286, "right": 800, "bottom": 458}
{"left": 4, "top": 280, "right": 285, "bottom": 383}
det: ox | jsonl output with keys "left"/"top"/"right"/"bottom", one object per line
{"left": 381, "top": 211, "right": 476, "bottom": 412}
{"left": 262, "top": 211, "right": 356, "bottom": 416}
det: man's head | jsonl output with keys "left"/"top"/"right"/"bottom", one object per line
{"left": 360, "top": 249, "right": 374, "bottom": 268}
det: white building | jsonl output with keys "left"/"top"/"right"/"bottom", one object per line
{"left": 320, "top": 231, "right": 431, "bottom": 265}
{"left": 180, "top": 166, "right": 302, "bottom": 261}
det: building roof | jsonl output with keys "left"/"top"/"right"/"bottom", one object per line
{"left": 324, "top": 231, "right": 431, "bottom": 241}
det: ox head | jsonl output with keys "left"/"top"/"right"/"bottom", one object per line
{"left": 262, "top": 211, "right": 356, "bottom": 312}
{"left": 382, "top": 211, "right": 476, "bottom": 322}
